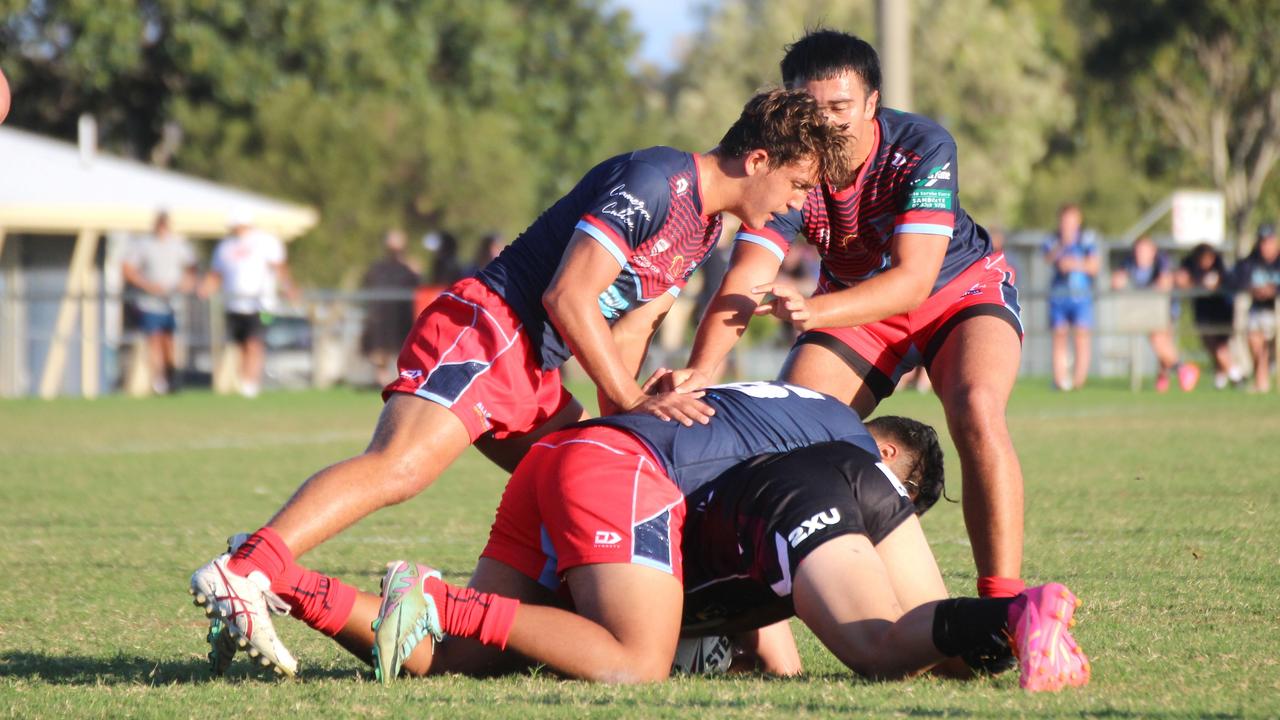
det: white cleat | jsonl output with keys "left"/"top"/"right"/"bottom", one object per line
{"left": 189, "top": 555, "right": 297, "bottom": 677}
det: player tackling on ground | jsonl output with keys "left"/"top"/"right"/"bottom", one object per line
{"left": 682, "top": 30, "right": 1028, "bottom": 601}
{"left": 200, "top": 381, "right": 1087, "bottom": 692}
{"left": 189, "top": 89, "right": 851, "bottom": 676}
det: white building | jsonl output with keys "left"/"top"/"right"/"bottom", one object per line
{"left": 0, "top": 125, "right": 317, "bottom": 398}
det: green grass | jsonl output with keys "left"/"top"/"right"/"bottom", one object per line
{"left": 1, "top": 383, "right": 1279, "bottom": 718}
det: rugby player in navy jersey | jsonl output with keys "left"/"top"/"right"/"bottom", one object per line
{"left": 681, "top": 30, "right": 1030, "bottom": 602}
{"left": 223, "top": 381, "right": 1086, "bottom": 691}
{"left": 188, "top": 89, "right": 852, "bottom": 676}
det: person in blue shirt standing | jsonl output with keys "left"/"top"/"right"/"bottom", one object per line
{"left": 1042, "top": 204, "right": 1100, "bottom": 391}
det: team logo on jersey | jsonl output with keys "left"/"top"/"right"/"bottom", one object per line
{"left": 787, "top": 508, "right": 841, "bottom": 547}
{"left": 667, "top": 254, "right": 686, "bottom": 279}
{"left": 651, "top": 238, "right": 671, "bottom": 255}
{"left": 594, "top": 530, "right": 622, "bottom": 546}
{"left": 911, "top": 162, "right": 952, "bottom": 188}
{"left": 601, "top": 184, "right": 653, "bottom": 230}
{"left": 675, "top": 178, "right": 689, "bottom": 195}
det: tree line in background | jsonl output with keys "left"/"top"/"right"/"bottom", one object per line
{"left": 2, "top": 0, "right": 1278, "bottom": 284}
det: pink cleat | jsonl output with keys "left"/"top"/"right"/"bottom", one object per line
{"left": 1154, "top": 373, "right": 1171, "bottom": 393}
{"left": 1007, "top": 582, "right": 1089, "bottom": 692}
{"left": 1178, "top": 363, "right": 1201, "bottom": 392}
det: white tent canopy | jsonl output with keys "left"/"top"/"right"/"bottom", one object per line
{"left": 0, "top": 126, "right": 317, "bottom": 238}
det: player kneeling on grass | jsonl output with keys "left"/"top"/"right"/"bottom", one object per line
{"left": 200, "top": 381, "right": 1088, "bottom": 691}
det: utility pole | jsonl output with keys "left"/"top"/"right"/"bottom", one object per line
{"left": 877, "top": 0, "right": 912, "bottom": 111}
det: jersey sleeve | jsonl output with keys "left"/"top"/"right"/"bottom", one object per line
{"left": 856, "top": 462, "right": 917, "bottom": 545}
{"left": 896, "top": 142, "right": 959, "bottom": 239}
{"left": 574, "top": 159, "right": 673, "bottom": 269}
{"left": 735, "top": 209, "right": 802, "bottom": 262}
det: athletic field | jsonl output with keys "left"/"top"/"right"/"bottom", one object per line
{"left": 2, "top": 383, "right": 1277, "bottom": 718}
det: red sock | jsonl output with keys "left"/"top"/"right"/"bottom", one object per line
{"left": 423, "top": 577, "right": 519, "bottom": 650}
{"left": 978, "top": 575, "right": 1026, "bottom": 598}
{"left": 271, "top": 564, "right": 357, "bottom": 637}
{"left": 227, "top": 527, "right": 294, "bottom": 583}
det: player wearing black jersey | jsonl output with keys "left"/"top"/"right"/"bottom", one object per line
{"left": 249, "top": 383, "right": 1087, "bottom": 692}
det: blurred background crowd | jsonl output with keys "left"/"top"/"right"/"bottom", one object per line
{"left": 1, "top": 0, "right": 1278, "bottom": 398}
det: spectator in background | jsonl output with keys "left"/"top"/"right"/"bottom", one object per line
{"left": 360, "top": 229, "right": 421, "bottom": 385}
{"left": 424, "top": 230, "right": 465, "bottom": 287}
{"left": 1111, "top": 235, "right": 1199, "bottom": 392}
{"left": 121, "top": 211, "right": 197, "bottom": 394}
{"left": 1176, "top": 243, "right": 1242, "bottom": 389}
{"left": 200, "top": 211, "right": 299, "bottom": 398}
{"left": 1236, "top": 223, "right": 1280, "bottom": 393}
{"left": 465, "top": 231, "right": 507, "bottom": 278}
{"left": 1042, "top": 204, "right": 1100, "bottom": 391}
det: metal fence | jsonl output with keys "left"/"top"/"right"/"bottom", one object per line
{"left": 1, "top": 284, "right": 1272, "bottom": 399}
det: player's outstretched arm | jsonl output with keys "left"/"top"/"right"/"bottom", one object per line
{"left": 798, "top": 232, "right": 947, "bottom": 330}
{"left": 545, "top": 232, "right": 713, "bottom": 425}
{"left": 687, "top": 241, "right": 783, "bottom": 378}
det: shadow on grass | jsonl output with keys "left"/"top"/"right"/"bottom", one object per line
{"left": 0, "top": 651, "right": 356, "bottom": 685}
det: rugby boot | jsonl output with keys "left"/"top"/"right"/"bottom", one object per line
{"left": 372, "top": 561, "right": 443, "bottom": 683}
{"left": 1007, "top": 582, "right": 1089, "bottom": 692}
{"left": 190, "top": 554, "right": 297, "bottom": 677}
{"left": 204, "top": 533, "right": 251, "bottom": 675}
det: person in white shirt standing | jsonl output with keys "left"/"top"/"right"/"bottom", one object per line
{"left": 122, "top": 211, "right": 198, "bottom": 394}
{"left": 200, "top": 210, "right": 298, "bottom": 397}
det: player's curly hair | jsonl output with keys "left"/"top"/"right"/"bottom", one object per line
{"left": 866, "top": 415, "right": 946, "bottom": 516}
{"left": 780, "top": 29, "right": 882, "bottom": 112}
{"left": 718, "top": 88, "right": 854, "bottom": 187}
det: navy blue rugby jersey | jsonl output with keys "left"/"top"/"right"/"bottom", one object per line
{"left": 581, "top": 381, "right": 877, "bottom": 495}
{"left": 736, "top": 109, "right": 991, "bottom": 296}
{"left": 477, "top": 147, "right": 724, "bottom": 370}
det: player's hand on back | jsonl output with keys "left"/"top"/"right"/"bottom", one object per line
{"left": 623, "top": 375, "right": 715, "bottom": 426}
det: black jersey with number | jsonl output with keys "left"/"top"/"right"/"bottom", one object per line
{"left": 680, "top": 441, "right": 916, "bottom": 636}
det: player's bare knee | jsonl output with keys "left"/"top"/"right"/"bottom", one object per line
{"left": 362, "top": 447, "right": 437, "bottom": 505}
{"left": 943, "top": 383, "right": 1007, "bottom": 434}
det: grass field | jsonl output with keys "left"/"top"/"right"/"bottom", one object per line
{"left": 2, "top": 382, "right": 1278, "bottom": 718}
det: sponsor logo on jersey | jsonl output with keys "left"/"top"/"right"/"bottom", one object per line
{"left": 911, "top": 162, "right": 952, "bottom": 188}
{"left": 601, "top": 184, "right": 654, "bottom": 230}
{"left": 472, "top": 402, "right": 493, "bottom": 431}
{"left": 787, "top": 508, "right": 841, "bottom": 547}
{"left": 667, "top": 254, "right": 686, "bottom": 279}
{"left": 891, "top": 151, "right": 908, "bottom": 167}
{"left": 651, "top": 238, "right": 671, "bottom": 255}
{"left": 399, "top": 369, "right": 423, "bottom": 380}
{"left": 675, "top": 178, "right": 689, "bottom": 195}
{"left": 906, "top": 187, "right": 952, "bottom": 211}
{"left": 594, "top": 530, "right": 622, "bottom": 546}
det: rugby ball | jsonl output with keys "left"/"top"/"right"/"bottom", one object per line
{"left": 671, "top": 635, "right": 734, "bottom": 675}
{"left": 0, "top": 66, "right": 9, "bottom": 124}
